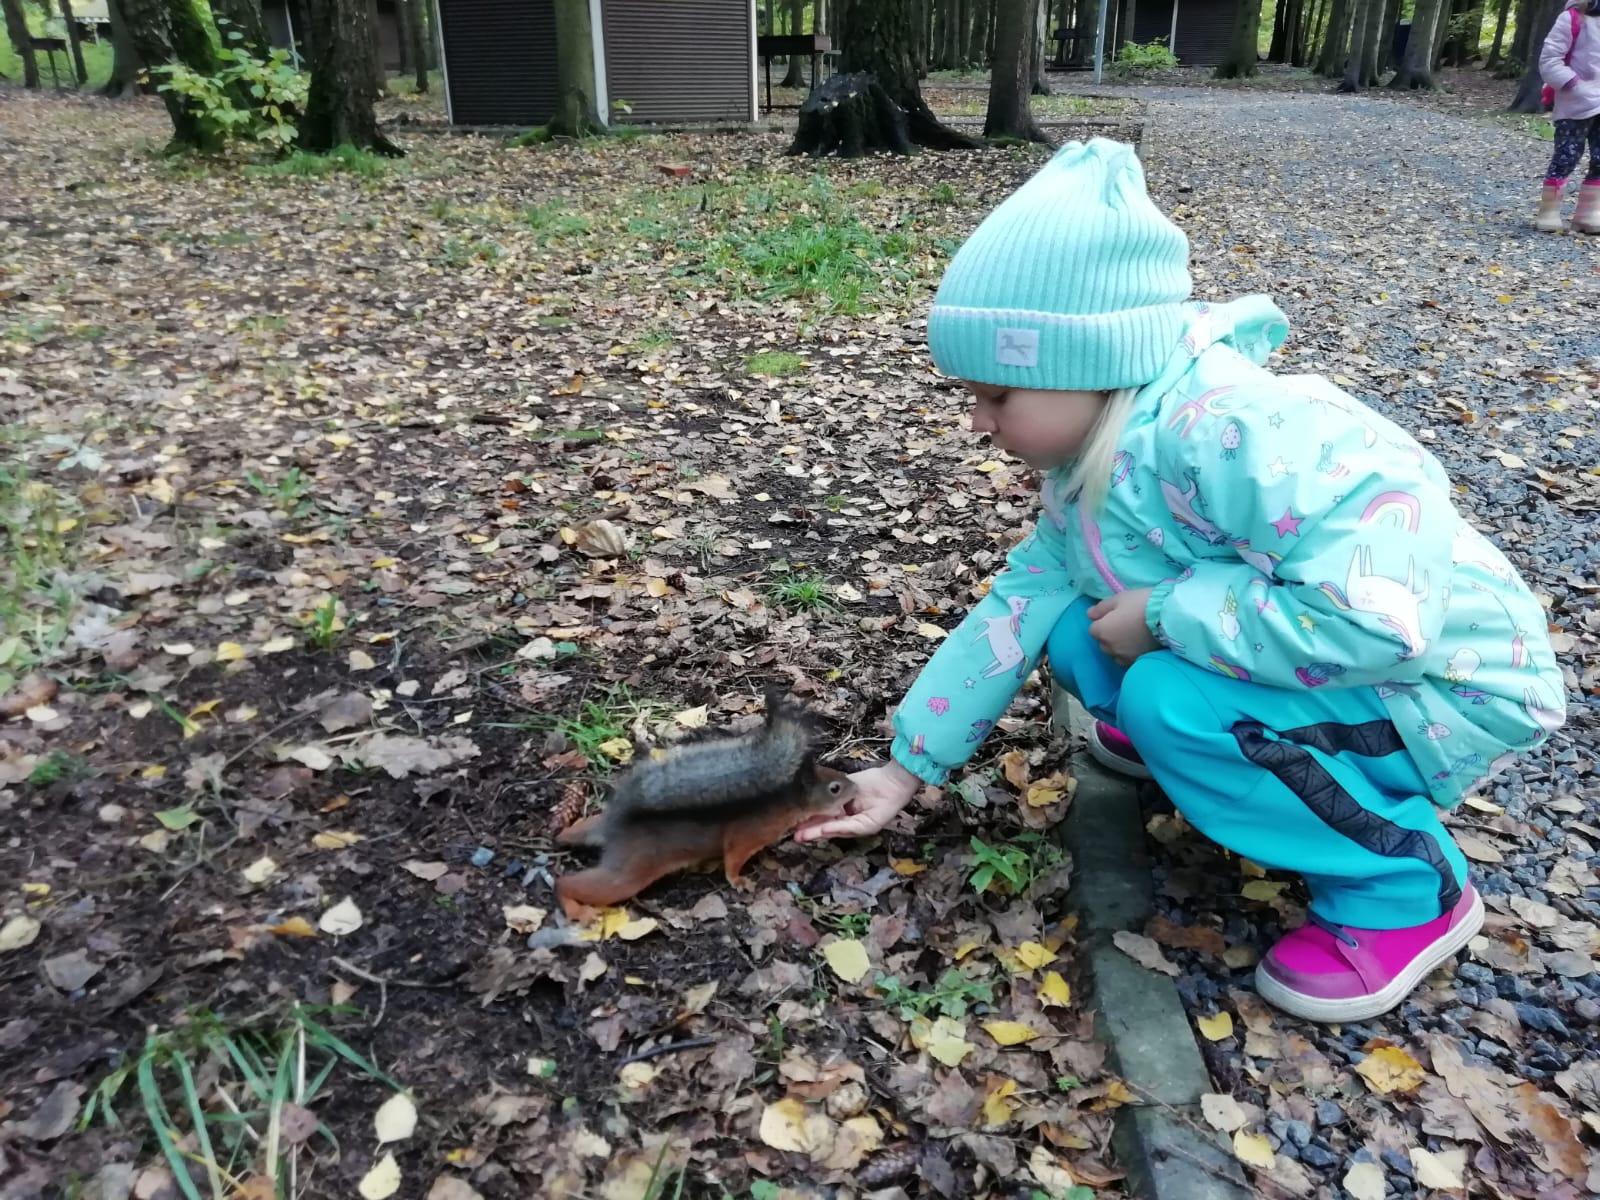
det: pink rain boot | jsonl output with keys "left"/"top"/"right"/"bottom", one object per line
{"left": 1255, "top": 886, "right": 1484, "bottom": 1022}
{"left": 1573, "top": 183, "right": 1600, "bottom": 235}
{"left": 1086, "top": 720, "right": 1154, "bottom": 780}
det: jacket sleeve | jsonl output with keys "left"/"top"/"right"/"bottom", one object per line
{"left": 1540, "top": 9, "right": 1580, "bottom": 90}
{"left": 890, "top": 507, "right": 1080, "bottom": 784}
{"left": 1145, "top": 392, "right": 1453, "bottom": 692}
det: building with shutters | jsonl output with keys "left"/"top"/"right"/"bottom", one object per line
{"left": 434, "top": 0, "right": 757, "bottom": 129}
{"left": 1109, "top": 0, "right": 1236, "bottom": 68}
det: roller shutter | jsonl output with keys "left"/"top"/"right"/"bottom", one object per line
{"left": 438, "top": 0, "right": 558, "bottom": 126}
{"left": 602, "top": 0, "right": 752, "bottom": 124}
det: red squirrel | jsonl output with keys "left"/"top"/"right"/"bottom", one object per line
{"left": 553, "top": 693, "right": 856, "bottom": 917}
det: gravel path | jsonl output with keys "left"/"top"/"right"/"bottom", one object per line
{"left": 1115, "top": 87, "right": 1600, "bottom": 1195}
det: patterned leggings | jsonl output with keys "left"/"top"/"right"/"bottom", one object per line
{"left": 1546, "top": 116, "right": 1600, "bottom": 186}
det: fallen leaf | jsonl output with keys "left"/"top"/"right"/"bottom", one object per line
{"left": 982, "top": 1077, "right": 1019, "bottom": 1127}
{"left": 269, "top": 917, "right": 317, "bottom": 938}
{"left": 758, "top": 1097, "right": 832, "bottom": 1155}
{"left": 285, "top": 744, "right": 334, "bottom": 770}
{"left": 618, "top": 1061, "right": 655, "bottom": 1089}
{"left": 358, "top": 1152, "right": 401, "bottom": 1200}
{"left": 241, "top": 856, "right": 278, "bottom": 885}
{"left": 311, "top": 830, "right": 363, "bottom": 850}
{"left": 1201, "top": 1092, "right": 1246, "bottom": 1132}
{"left": 1355, "top": 1044, "right": 1425, "bottom": 1094}
{"left": 1241, "top": 879, "right": 1286, "bottom": 901}
{"left": 1342, "top": 1161, "right": 1385, "bottom": 1200}
{"left": 43, "top": 950, "right": 100, "bottom": 991}
{"left": 403, "top": 860, "right": 449, "bottom": 881}
{"left": 154, "top": 805, "right": 200, "bottom": 831}
{"left": 1028, "top": 1144, "right": 1077, "bottom": 1196}
{"left": 0, "top": 915, "right": 42, "bottom": 953}
{"left": 11, "top": 1081, "right": 81, "bottom": 1142}
{"left": 319, "top": 691, "right": 374, "bottom": 733}
{"left": 349, "top": 649, "right": 377, "bottom": 671}
{"left": 374, "top": 1092, "right": 417, "bottom": 1144}
{"left": 1112, "top": 930, "right": 1179, "bottom": 976}
{"left": 1410, "top": 1146, "right": 1465, "bottom": 1189}
{"left": 1232, "top": 1130, "right": 1275, "bottom": 1170}
{"left": 1038, "top": 971, "right": 1071, "bottom": 1008}
{"left": 673, "top": 705, "right": 708, "bottom": 729}
{"left": 980, "top": 1020, "right": 1038, "bottom": 1046}
{"left": 318, "top": 897, "right": 363, "bottom": 936}
{"left": 502, "top": 905, "right": 546, "bottom": 934}
{"left": 924, "top": 1016, "right": 973, "bottom": 1066}
{"left": 216, "top": 641, "right": 247, "bottom": 662}
{"left": 425, "top": 1178, "right": 483, "bottom": 1200}
{"left": 822, "top": 939, "right": 870, "bottom": 983}
{"left": 1013, "top": 941, "right": 1057, "bottom": 970}
{"left": 1197, "top": 1011, "right": 1234, "bottom": 1041}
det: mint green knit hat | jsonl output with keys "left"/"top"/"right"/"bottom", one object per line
{"left": 927, "top": 139, "right": 1192, "bottom": 392}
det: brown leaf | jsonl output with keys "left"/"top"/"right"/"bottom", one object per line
{"left": 9, "top": 1081, "right": 81, "bottom": 1141}
{"left": 1112, "top": 931, "right": 1179, "bottom": 976}
{"left": 1511, "top": 1083, "right": 1588, "bottom": 1181}
{"left": 1147, "top": 913, "right": 1226, "bottom": 956}
{"left": 0, "top": 673, "right": 58, "bottom": 718}
{"left": 319, "top": 691, "right": 374, "bottom": 733}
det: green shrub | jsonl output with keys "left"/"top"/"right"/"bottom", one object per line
{"left": 153, "top": 29, "right": 306, "bottom": 151}
{"left": 1113, "top": 40, "right": 1179, "bottom": 74}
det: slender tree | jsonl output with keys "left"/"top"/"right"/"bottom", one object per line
{"left": 1508, "top": 0, "right": 1564, "bottom": 108}
{"left": 102, "top": 0, "right": 142, "bottom": 96}
{"left": 1486, "top": 0, "right": 1512, "bottom": 66}
{"left": 1217, "top": 0, "right": 1263, "bottom": 77}
{"left": 1, "top": 0, "right": 38, "bottom": 88}
{"left": 1388, "top": 0, "right": 1443, "bottom": 85}
{"left": 1504, "top": 0, "right": 1537, "bottom": 74}
{"left": 300, "top": 0, "right": 403, "bottom": 153}
{"left": 1269, "top": 0, "right": 1291, "bottom": 60}
{"left": 1295, "top": 0, "right": 1322, "bottom": 64}
{"left": 781, "top": 0, "right": 805, "bottom": 86}
{"left": 405, "top": 0, "right": 427, "bottom": 90}
{"left": 59, "top": 0, "right": 88, "bottom": 83}
{"left": 546, "top": 0, "right": 601, "bottom": 136}
{"left": 119, "top": 0, "right": 224, "bottom": 146}
{"left": 986, "top": 0, "right": 1046, "bottom": 139}
{"left": 1339, "top": 0, "right": 1371, "bottom": 87}
{"left": 1316, "top": 0, "right": 1351, "bottom": 73}
{"left": 1375, "top": 0, "right": 1400, "bottom": 73}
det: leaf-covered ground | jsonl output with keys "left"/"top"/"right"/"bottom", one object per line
{"left": 0, "top": 74, "right": 1596, "bottom": 1200}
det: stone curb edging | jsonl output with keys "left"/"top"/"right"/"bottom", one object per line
{"left": 1051, "top": 688, "right": 1252, "bottom": 1200}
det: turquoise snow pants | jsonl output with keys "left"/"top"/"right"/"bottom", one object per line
{"left": 1046, "top": 598, "right": 1470, "bottom": 930}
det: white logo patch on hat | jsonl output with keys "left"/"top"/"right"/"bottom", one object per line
{"left": 995, "top": 327, "right": 1039, "bottom": 368}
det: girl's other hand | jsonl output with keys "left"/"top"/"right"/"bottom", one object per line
{"left": 793, "top": 760, "right": 921, "bottom": 842}
{"left": 1087, "top": 587, "right": 1160, "bottom": 666}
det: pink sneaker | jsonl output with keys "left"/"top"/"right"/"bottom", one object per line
{"left": 1086, "top": 720, "right": 1153, "bottom": 780}
{"left": 1255, "top": 886, "right": 1484, "bottom": 1022}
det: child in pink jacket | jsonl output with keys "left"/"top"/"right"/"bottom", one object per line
{"left": 1537, "top": 0, "right": 1600, "bottom": 232}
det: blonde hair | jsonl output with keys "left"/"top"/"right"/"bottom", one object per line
{"left": 1060, "top": 387, "right": 1139, "bottom": 513}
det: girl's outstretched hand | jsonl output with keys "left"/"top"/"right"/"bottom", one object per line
{"left": 1087, "top": 587, "right": 1159, "bottom": 666}
{"left": 793, "top": 759, "right": 921, "bottom": 842}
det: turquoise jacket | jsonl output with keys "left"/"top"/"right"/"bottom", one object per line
{"left": 891, "top": 297, "right": 1565, "bottom": 808}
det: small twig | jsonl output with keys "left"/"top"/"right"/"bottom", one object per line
{"left": 329, "top": 956, "right": 450, "bottom": 990}
{"left": 616, "top": 1037, "right": 717, "bottom": 1066}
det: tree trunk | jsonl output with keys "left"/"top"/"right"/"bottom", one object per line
{"left": 1507, "top": 0, "right": 1536, "bottom": 69}
{"left": 1374, "top": 0, "right": 1399, "bottom": 72}
{"left": 1485, "top": 0, "right": 1511, "bottom": 67}
{"left": 102, "top": 0, "right": 143, "bottom": 95}
{"left": 1030, "top": 0, "right": 1050, "bottom": 91}
{"left": 781, "top": 0, "right": 805, "bottom": 85}
{"left": 406, "top": 0, "right": 427, "bottom": 89}
{"left": 986, "top": 0, "right": 1045, "bottom": 138}
{"left": 1269, "top": 0, "right": 1290, "bottom": 60}
{"left": 1295, "top": 0, "right": 1321, "bottom": 65}
{"left": 790, "top": 0, "right": 981, "bottom": 155}
{"left": 1388, "top": 0, "right": 1442, "bottom": 85}
{"left": 1430, "top": 0, "right": 1452, "bottom": 67}
{"left": 301, "top": 0, "right": 404, "bottom": 153}
{"left": 1362, "top": 0, "right": 1386, "bottom": 79}
{"left": 546, "top": 0, "right": 601, "bottom": 135}
{"left": 1338, "top": 0, "right": 1371, "bottom": 87}
{"left": 2, "top": 0, "right": 39, "bottom": 87}
{"left": 985, "top": 0, "right": 997, "bottom": 60}
{"left": 119, "top": 0, "right": 223, "bottom": 147}
{"left": 942, "top": 0, "right": 962, "bottom": 64}
{"left": 1217, "top": 0, "right": 1263, "bottom": 77}
{"left": 1316, "top": 0, "right": 1350, "bottom": 73}
{"left": 60, "top": 0, "right": 88, "bottom": 83}
{"left": 364, "top": 0, "right": 386, "bottom": 94}
{"left": 212, "top": 0, "right": 272, "bottom": 58}
{"left": 1508, "top": 0, "right": 1563, "bottom": 108}
{"left": 395, "top": 0, "right": 409, "bottom": 73}
{"left": 965, "top": 0, "right": 983, "bottom": 61}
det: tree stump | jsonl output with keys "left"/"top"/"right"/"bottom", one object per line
{"left": 788, "top": 71, "right": 914, "bottom": 157}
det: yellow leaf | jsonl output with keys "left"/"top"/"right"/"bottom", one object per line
{"left": 1039, "top": 971, "right": 1071, "bottom": 1008}
{"left": 189, "top": 699, "right": 222, "bottom": 718}
{"left": 141, "top": 765, "right": 167, "bottom": 781}
{"left": 358, "top": 1152, "right": 401, "bottom": 1200}
{"left": 982, "top": 1078, "right": 1019, "bottom": 1127}
{"left": 216, "top": 642, "right": 247, "bottom": 662}
{"left": 21, "top": 882, "right": 50, "bottom": 898}
{"left": 0, "top": 915, "right": 42, "bottom": 953}
{"left": 1354, "top": 1044, "right": 1425, "bottom": 1094}
{"left": 890, "top": 857, "right": 927, "bottom": 875}
{"left": 1343, "top": 1161, "right": 1386, "bottom": 1200}
{"left": 348, "top": 649, "right": 377, "bottom": 671}
{"left": 923, "top": 1016, "right": 972, "bottom": 1067}
{"left": 597, "top": 737, "right": 634, "bottom": 763}
{"left": 953, "top": 940, "right": 983, "bottom": 960}
{"left": 1410, "top": 1147, "right": 1466, "bottom": 1189}
{"left": 578, "top": 907, "right": 634, "bottom": 941}
{"left": 1232, "top": 1130, "right": 1275, "bottom": 1170}
{"left": 1197, "top": 1011, "right": 1234, "bottom": 1041}
{"left": 312, "top": 830, "right": 363, "bottom": 850}
{"left": 241, "top": 856, "right": 278, "bottom": 885}
{"left": 1495, "top": 294, "right": 1513, "bottom": 305}
{"left": 1013, "top": 942, "right": 1057, "bottom": 971}
{"left": 261, "top": 635, "right": 295, "bottom": 654}
{"left": 758, "top": 1098, "right": 831, "bottom": 1154}
{"left": 1201, "top": 1092, "right": 1246, "bottom": 1132}
{"left": 615, "top": 917, "right": 658, "bottom": 941}
{"left": 981, "top": 1020, "right": 1038, "bottom": 1047}
{"left": 822, "top": 938, "right": 871, "bottom": 983}
{"left": 317, "top": 896, "right": 364, "bottom": 936}
{"left": 1241, "top": 880, "right": 1286, "bottom": 901}
{"left": 270, "top": 916, "right": 318, "bottom": 938}
{"left": 1028, "top": 1145, "right": 1077, "bottom": 1196}
{"left": 325, "top": 433, "right": 353, "bottom": 449}
{"left": 618, "top": 1061, "right": 656, "bottom": 1090}
{"left": 644, "top": 577, "right": 671, "bottom": 598}
{"left": 371, "top": 557, "right": 398, "bottom": 569}
{"left": 502, "top": 905, "right": 547, "bottom": 934}
{"left": 373, "top": 1092, "right": 417, "bottom": 1144}
{"left": 914, "top": 622, "right": 948, "bottom": 640}
{"left": 1025, "top": 783, "right": 1066, "bottom": 807}
{"left": 975, "top": 460, "right": 1004, "bottom": 473}
{"left": 673, "top": 705, "right": 708, "bottom": 729}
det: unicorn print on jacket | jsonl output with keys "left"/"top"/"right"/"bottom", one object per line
{"left": 1160, "top": 474, "right": 1226, "bottom": 546}
{"left": 1319, "top": 547, "right": 1431, "bottom": 660}
{"left": 976, "top": 595, "right": 1031, "bottom": 679}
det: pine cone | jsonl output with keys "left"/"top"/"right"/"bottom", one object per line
{"left": 548, "top": 780, "right": 590, "bottom": 835}
{"left": 857, "top": 1143, "right": 921, "bottom": 1188}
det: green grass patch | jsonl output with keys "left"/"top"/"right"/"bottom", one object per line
{"left": 745, "top": 350, "right": 806, "bottom": 378}
{"left": 523, "top": 200, "right": 591, "bottom": 240}
{"left": 27, "top": 750, "right": 90, "bottom": 788}
{"left": 510, "top": 125, "right": 553, "bottom": 147}
{"left": 251, "top": 144, "right": 391, "bottom": 179}
{"left": 766, "top": 570, "right": 834, "bottom": 613}
{"left": 82, "top": 1004, "right": 403, "bottom": 1200}
{"left": 0, "top": 451, "right": 82, "bottom": 689}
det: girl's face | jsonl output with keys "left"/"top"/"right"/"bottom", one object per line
{"left": 965, "top": 383, "right": 1108, "bottom": 470}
